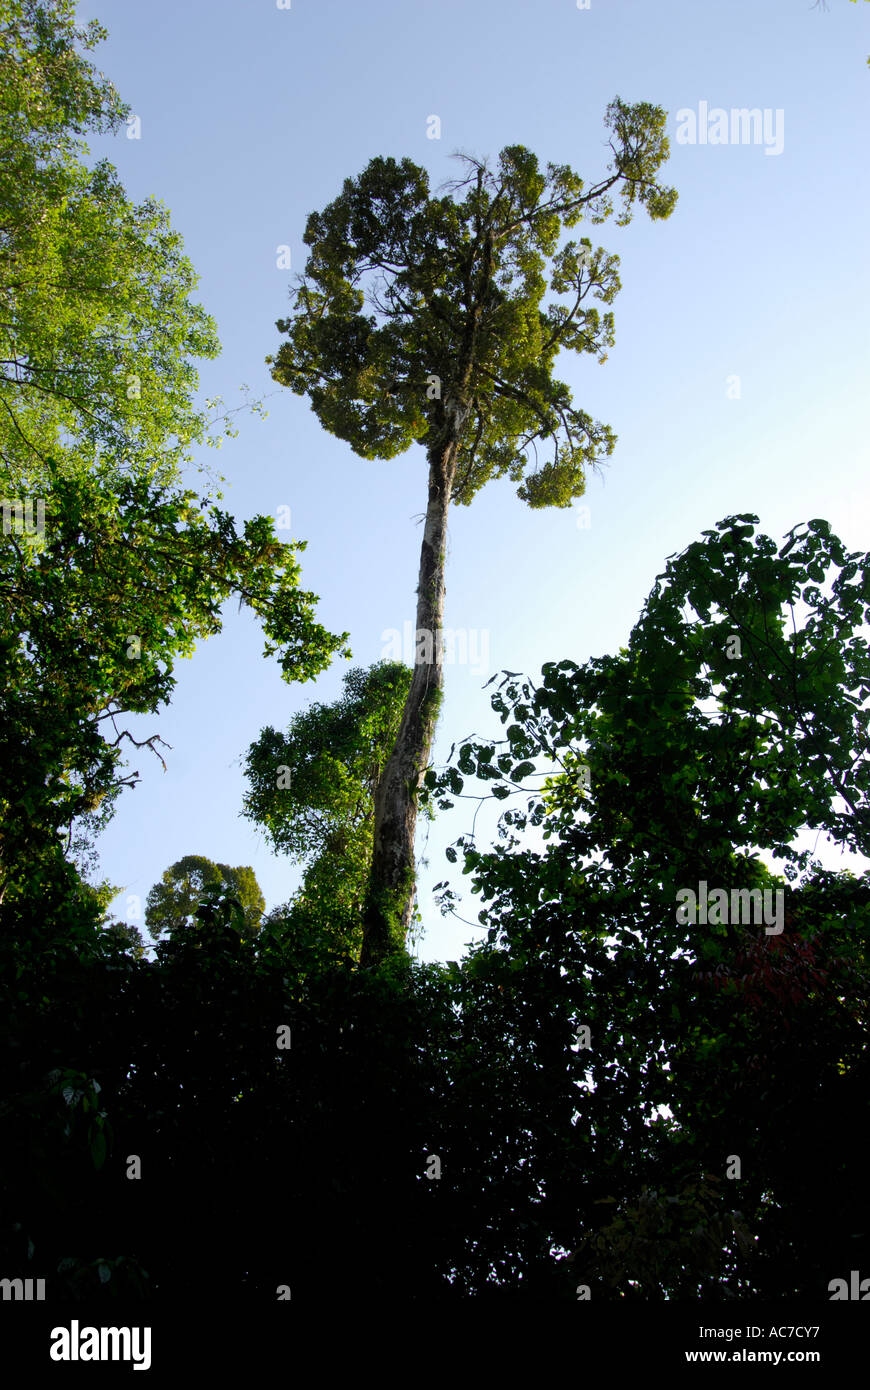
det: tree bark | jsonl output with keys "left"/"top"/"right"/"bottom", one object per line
{"left": 360, "top": 403, "right": 466, "bottom": 966}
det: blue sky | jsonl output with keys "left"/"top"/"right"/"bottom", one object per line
{"left": 82, "top": 0, "right": 870, "bottom": 961}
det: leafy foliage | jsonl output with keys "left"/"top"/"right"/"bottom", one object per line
{"left": 145, "top": 855, "right": 265, "bottom": 942}
{"left": 0, "top": 0, "right": 224, "bottom": 496}
{"left": 2, "top": 516, "right": 869, "bottom": 1302}
{"left": 243, "top": 661, "right": 412, "bottom": 960}
{"left": 0, "top": 4, "right": 348, "bottom": 914}
{"left": 268, "top": 101, "right": 677, "bottom": 509}
{"left": 0, "top": 460, "right": 350, "bottom": 910}
{"left": 427, "top": 515, "right": 870, "bottom": 1295}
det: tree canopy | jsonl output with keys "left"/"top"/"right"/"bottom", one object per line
{"left": 145, "top": 855, "right": 265, "bottom": 941}
{"left": 269, "top": 101, "right": 677, "bottom": 510}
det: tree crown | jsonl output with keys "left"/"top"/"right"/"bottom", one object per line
{"left": 268, "top": 99, "right": 677, "bottom": 508}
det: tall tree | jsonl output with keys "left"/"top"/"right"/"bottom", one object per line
{"left": 268, "top": 100, "right": 678, "bottom": 964}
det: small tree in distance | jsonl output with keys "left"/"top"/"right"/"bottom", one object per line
{"left": 145, "top": 854, "right": 265, "bottom": 942}
{"left": 268, "top": 98, "right": 678, "bottom": 965}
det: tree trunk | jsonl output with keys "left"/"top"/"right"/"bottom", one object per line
{"left": 360, "top": 409, "right": 464, "bottom": 966}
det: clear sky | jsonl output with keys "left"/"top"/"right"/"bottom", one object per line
{"left": 82, "top": 0, "right": 870, "bottom": 961}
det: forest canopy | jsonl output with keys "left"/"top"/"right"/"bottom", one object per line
{"left": 1, "top": 0, "right": 868, "bottom": 1327}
